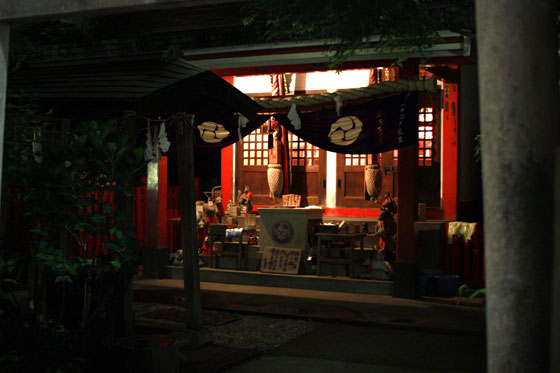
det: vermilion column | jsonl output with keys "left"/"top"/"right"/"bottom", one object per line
{"left": 441, "top": 83, "right": 458, "bottom": 220}
{"left": 221, "top": 145, "right": 233, "bottom": 206}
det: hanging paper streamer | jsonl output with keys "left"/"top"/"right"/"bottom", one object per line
{"left": 144, "top": 120, "right": 171, "bottom": 161}
{"left": 333, "top": 95, "right": 343, "bottom": 117}
{"left": 237, "top": 113, "right": 249, "bottom": 143}
{"left": 152, "top": 125, "right": 161, "bottom": 161}
{"left": 144, "top": 120, "right": 154, "bottom": 161}
{"left": 32, "top": 129, "right": 42, "bottom": 164}
{"left": 237, "top": 125, "right": 243, "bottom": 143}
{"left": 238, "top": 113, "right": 249, "bottom": 128}
{"left": 287, "top": 103, "right": 301, "bottom": 130}
{"left": 158, "top": 122, "right": 171, "bottom": 153}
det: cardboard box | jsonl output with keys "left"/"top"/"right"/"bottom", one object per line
{"left": 245, "top": 213, "right": 257, "bottom": 227}
{"left": 229, "top": 206, "right": 240, "bottom": 217}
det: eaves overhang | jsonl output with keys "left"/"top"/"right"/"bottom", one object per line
{"left": 183, "top": 31, "right": 471, "bottom": 70}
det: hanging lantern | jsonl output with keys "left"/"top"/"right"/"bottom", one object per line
{"left": 365, "top": 164, "right": 381, "bottom": 201}
{"left": 267, "top": 163, "right": 284, "bottom": 198}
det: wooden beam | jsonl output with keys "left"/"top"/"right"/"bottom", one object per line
{"left": 176, "top": 115, "right": 202, "bottom": 330}
{"left": 424, "top": 66, "right": 459, "bottom": 84}
{"left": 0, "top": 0, "right": 245, "bottom": 22}
{"left": 0, "top": 24, "right": 9, "bottom": 215}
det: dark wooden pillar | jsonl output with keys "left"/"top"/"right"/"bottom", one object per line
{"left": 397, "top": 62, "right": 418, "bottom": 262}
{"left": 392, "top": 62, "right": 419, "bottom": 298}
{"left": 176, "top": 116, "right": 202, "bottom": 330}
{"left": 396, "top": 145, "right": 417, "bottom": 261}
{"left": 0, "top": 24, "right": 9, "bottom": 214}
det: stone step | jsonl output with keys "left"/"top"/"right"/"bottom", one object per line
{"left": 166, "top": 266, "right": 393, "bottom": 296}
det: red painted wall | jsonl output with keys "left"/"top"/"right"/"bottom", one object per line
{"left": 221, "top": 145, "right": 234, "bottom": 207}
{"left": 252, "top": 206, "right": 381, "bottom": 218}
{"left": 442, "top": 83, "right": 459, "bottom": 220}
{"left": 220, "top": 76, "right": 235, "bottom": 207}
{"left": 323, "top": 208, "right": 380, "bottom": 218}
{"left": 158, "top": 156, "right": 168, "bottom": 248}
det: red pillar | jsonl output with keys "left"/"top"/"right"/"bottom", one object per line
{"left": 157, "top": 156, "right": 168, "bottom": 248}
{"left": 221, "top": 145, "right": 233, "bottom": 207}
{"left": 220, "top": 76, "right": 236, "bottom": 207}
{"left": 442, "top": 82, "right": 459, "bottom": 220}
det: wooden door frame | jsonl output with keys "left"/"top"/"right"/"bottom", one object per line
{"left": 289, "top": 147, "right": 327, "bottom": 206}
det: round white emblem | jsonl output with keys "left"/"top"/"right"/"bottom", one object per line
{"left": 328, "top": 116, "right": 363, "bottom": 146}
{"left": 198, "top": 121, "right": 230, "bottom": 143}
{"left": 271, "top": 220, "right": 294, "bottom": 244}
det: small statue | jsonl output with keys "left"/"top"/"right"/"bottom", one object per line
{"left": 378, "top": 192, "right": 397, "bottom": 265}
{"left": 214, "top": 193, "right": 225, "bottom": 222}
{"left": 237, "top": 185, "right": 253, "bottom": 213}
{"left": 197, "top": 213, "right": 209, "bottom": 254}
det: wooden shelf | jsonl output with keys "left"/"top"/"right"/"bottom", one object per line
{"left": 320, "top": 257, "right": 353, "bottom": 265}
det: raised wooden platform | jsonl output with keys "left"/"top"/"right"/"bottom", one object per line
{"left": 166, "top": 266, "right": 393, "bottom": 296}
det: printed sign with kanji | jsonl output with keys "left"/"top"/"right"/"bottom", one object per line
{"left": 260, "top": 247, "right": 302, "bottom": 274}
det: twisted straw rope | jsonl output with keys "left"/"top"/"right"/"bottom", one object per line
{"left": 254, "top": 77, "right": 438, "bottom": 110}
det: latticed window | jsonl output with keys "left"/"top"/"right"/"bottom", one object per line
{"left": 344, "top": 154, "right": 367, "bottom": 166}
{"left": 289, "top": 132, "right": 320, "bottom": 166}
{"left": 418, "top": 107, "right": 434, "bottom": 166}
{"left": 242, "top": 126, "right": 268, "bottom": 166}
{"left": 345, "top": 153, "right": 382, "bottom": 166}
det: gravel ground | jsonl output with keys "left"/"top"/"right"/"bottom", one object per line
{"left": 134, "top": 302, "right": 320, "bottom": 351}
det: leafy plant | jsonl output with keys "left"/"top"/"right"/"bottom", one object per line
{"left": 457, "top": 284, "right": 486, "bottom": 312}
{"left": 474, "top": 133, "right": 481, "bottom": 162}
{"left": 243, "top": 0, "right": 474, "bottom": 68}
{"left": 1, "top": 95, "right": 145, "bottom": 370}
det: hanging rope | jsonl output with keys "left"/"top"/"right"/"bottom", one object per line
{"left": 253, "top": 77, "right": 438, "bottom": 111}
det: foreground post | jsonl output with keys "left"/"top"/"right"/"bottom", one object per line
{"left": 0, "top": 24, "right": 9, "bottom": 214}
{"left": 176, "top": 115, "right": 202, "bottom": 329}
{"left": 476, "top": 1, "right": 559, "bottom": 370}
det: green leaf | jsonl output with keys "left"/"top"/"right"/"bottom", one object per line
{"left": 466, "top": 288, "right": 486, "bottom": 303}
{"left": 90, "top": 214, "right": 105, "bottom": 224}
{"left": 110, "top": 227, "right": 125, "bottom": 241}
{"left": 457, "top": 284, "right": 471, "bottom": 305}
{"left": 54, "top": 275, "right": 72, "bottom": 284}
{"left": 104, "top": 242, "right": 122, "bottom": 253}
{"left": 110, "top": 259, "right": 121, "bottom": 271}
{"left": 107, "top": 142, "right": 118, "bottom": 156}
{"left": 115, "top": 147, "right": 127, "bottom": 162}
{"left": 133, "top": 147, "right": 145, "bottom": 161}
{"left": 102, "top": 202, "right": 113, "bottom": 213}
{"left": 1, "top": 278, "right": 20, "bottom": 287}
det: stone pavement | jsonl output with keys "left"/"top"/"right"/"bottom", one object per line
{"left": 133, "top": 278, "right": 486, "bottom": 335}
{"left": 226, "top": 322, "right": 486, "bottom": 372}
{"left": 132, "top": 278, "right": 486, "bottom": 371}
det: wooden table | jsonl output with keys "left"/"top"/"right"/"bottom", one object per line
{"left": 208, "top": 224, "right": 256, "bottom": 269}
{"left": 316, "top": 232, "right": 366, "bottom": 278}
